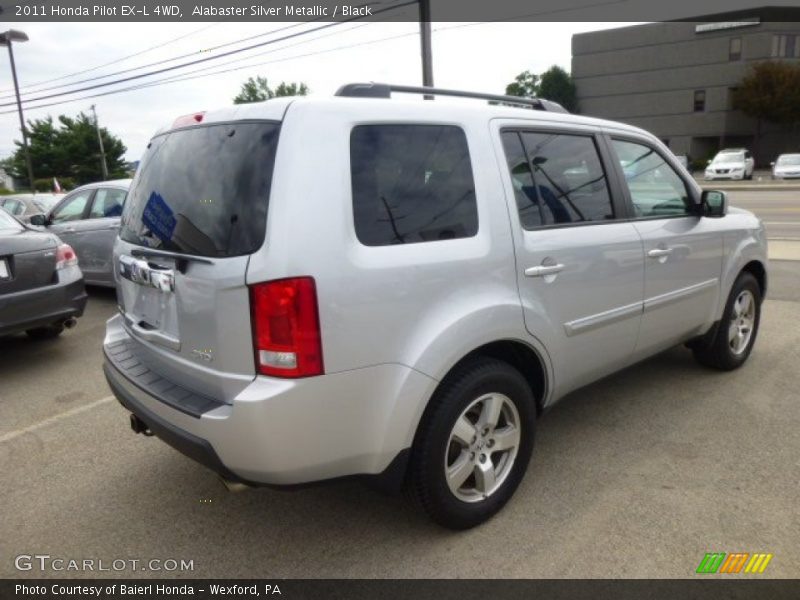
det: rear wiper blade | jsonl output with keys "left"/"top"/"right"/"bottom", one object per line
{"left": 130, "top": 247, "right": 213, "bottom": 273}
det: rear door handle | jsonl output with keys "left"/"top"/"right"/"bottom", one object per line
{"left": 647, "top": 247, "right": 673, "bottom": 258}
{"left": 525, "top": 264, "right": 565, "bottom": 277}
{"left": 63, "top": 227, "right": 76, "bottom": 233}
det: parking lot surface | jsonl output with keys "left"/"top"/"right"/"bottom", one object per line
{"left": 2, "top": 265, "right": 799, "bottom": 579}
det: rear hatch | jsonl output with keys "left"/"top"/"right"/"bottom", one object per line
{"left": 0, "top": 213, "right": 59, "bottom": 294}
{"left": 115, "top": 117, "right": 281, "bottom": 403}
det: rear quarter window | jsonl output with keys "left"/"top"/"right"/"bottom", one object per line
{"left": 350, "top": 124, "right": 478, "bottom": 246}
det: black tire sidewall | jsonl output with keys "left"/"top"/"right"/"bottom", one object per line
{"left": 717, "top": 273, "right": 761, "bottom": 368}
{"left": 412, "top": 359, "right": 536, "bottom": 529}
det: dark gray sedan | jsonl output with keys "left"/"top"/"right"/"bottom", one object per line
{"left": 0, "top": 209, "right": 87, "bottom": 339}
{"left": 30, "top": 179, "right": 131, "bottom": 287}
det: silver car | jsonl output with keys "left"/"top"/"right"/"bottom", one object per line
{"left": 0, "top": 193, "right": 64, "bottom": 224}
{"left": 31, "top": 180, "right": 130, "bottom": 287}
{"left": 103, "top": 84, "right": 768, "bottom": 529}
{"left": 772, "top": 153, "right": 800, "bottom": 179}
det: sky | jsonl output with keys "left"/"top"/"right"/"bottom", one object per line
{"left": 0, "top": 21, "right": 636, "bottom": 163}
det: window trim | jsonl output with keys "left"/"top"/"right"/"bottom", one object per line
{"left": 605, "top": 133, "right": 702, "bottom": 223}
{"left": 348, "top": 122, "right": 480, "bottom": 247}
{"left": 499, "top": 126, "right": 629, "bottom": 231}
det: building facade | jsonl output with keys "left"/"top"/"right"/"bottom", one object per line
{"left": 572, "top": 9, "right": 800, "bottom": 166}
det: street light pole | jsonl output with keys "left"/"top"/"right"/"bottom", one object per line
{"left": 90, "top": 104, "right": 109, "bottom": 180}
{"left": 0, "top": 30, "right": 35, "bottom": 192}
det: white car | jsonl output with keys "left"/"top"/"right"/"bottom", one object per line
{"left": 772, "top": 153, "right": 800, "bottom": 179}
{"left": 704, "top": 149, "right": 755, "bottom": 181}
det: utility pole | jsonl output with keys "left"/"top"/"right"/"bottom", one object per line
{"left": 418, "top": 0, "right": 433, "bottom": 98}
{"left": 90, "top": 104, "right": 109, "bottom": 180}
{"left": 0, "top": 30, "right": 35, "bottom": 192}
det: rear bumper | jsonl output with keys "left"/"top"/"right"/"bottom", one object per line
{"left": 103, "top": 314, "right": 434, "bottom": 488}
{"left": 0, "top": 266, "right": 87, "bottom": 336}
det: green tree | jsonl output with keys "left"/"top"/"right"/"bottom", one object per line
{"left": 733, "top": 61, "right": 800, "bottom": 162}
{"left": 505, "top": 70, "right": 539, "bottom": 98}
{"left": 9, "top": 112, "right": 127, "bottom": 188}
{"left": 538, "top": 65, "right": 578, "bottom": 112}
{"left": 233, "top": 76, "right": 309, "bottom": 104}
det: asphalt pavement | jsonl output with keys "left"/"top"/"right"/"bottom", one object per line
{"left": 1, "top": 192, "right": 799, "bottom": 579}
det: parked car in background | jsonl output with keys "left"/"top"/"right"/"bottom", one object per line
{"left": 104, "top": 85, "right": 768, "bottom": 529}
{"left": 771, "top": 153, "right": 800, "bottom": 179}
{"left": 0, "top": 209, "right": 87, "bottom": 339}
{"left": 0, "top": 193, "right": 65, "bottom": 224}
{"left": 704, "top": 149, "right": 755, "bottom": 180}
{"left": 30, "top": 179, "right": 131, "bottom": 287}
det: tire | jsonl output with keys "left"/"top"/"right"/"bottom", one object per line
{"left": 407, "top": 357, "right": 536, "bottom": 529}
{"left": 693, "top": 272, "right": 761, "bottom": 370}
{"left": 26, "top": 324, "right": 65, "bottom": 340}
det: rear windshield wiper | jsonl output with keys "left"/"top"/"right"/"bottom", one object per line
{"left": 130, "top": 247, "right": 213, "bottom": 273}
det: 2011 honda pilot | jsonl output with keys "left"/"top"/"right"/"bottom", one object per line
{"left": 104, "top": 84, "right": 768, "bottom": 529}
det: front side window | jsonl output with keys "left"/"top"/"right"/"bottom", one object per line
{"left": 612, "top": 139, "right": 692, "bottom": 218}
{"left": 350, "top": 125, "right": 478, "bottom": 246}
{"left": 512, "top": 131, "right": 614, "bottom": 226}
{"left": 52, "top": 190, "right": 92, "bottom": 223}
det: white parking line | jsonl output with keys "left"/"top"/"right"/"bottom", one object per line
{"left": 0, "top": 395, "right": 115, "bottom": 444}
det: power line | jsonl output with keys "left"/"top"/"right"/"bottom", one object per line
{"left": 0, "top": 22, "right": 320, "bottom": 101}
{"left": 0, "top": 25, "right": 420, "bottom": 116}
{"left": 0, "top": 0, "right": 417, "bottom": 109}
{"left": 0, "top": 22, "right": 222, "bottom": 96}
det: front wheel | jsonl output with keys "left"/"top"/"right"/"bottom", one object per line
{"left": 407, "top": 358, "right": 536, "bottom": 529}
{"left": 693, "top": 272, "right": 761, "bottom": 370}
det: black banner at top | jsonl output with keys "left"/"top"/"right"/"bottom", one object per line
{"left": 2, "top": 0, "right": 800, "bottom": 22}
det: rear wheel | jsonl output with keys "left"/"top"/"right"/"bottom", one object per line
{"left": 25, "top": 324, "right": 64, "bottom": 340}
{"left": 693, "top": 272, "right": 761, "bottom": 370}
{"left": 408, "top": 358, "right": 536, "bottom": 529}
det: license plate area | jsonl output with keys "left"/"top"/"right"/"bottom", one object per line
{"left": 118, "top": 255, "right": 180, "bottom": 349}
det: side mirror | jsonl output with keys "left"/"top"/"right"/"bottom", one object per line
{"left": 28, "top": 213, "right": 47, "bottom": 226}
{"left": 701, "top": 190, "right": 727, "bottom": 218}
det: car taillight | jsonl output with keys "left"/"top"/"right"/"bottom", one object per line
{"left": 250, "top": 277, "right": 323, "bottom": 378}
{"left": 55, "top": 243, "right": 78, "bottom": 269}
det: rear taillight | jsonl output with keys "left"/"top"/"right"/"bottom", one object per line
{"left": 250, "top": 277, "right": 323, "bottom": 378}
{"left": 55, "top": 243, "right": 78, "bottom": 269}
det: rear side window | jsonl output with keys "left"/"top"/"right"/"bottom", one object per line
{"left": 513, "top": 131, "right": 614, "bottom": 226}
{"left": 350, "top": 124, "right": 478, "bottom": 246}
{"left": 120, "top": 122, "right": 280, "bottom": 257}
{"left": 90, "top": 188, "right": 126, "bottom": 218}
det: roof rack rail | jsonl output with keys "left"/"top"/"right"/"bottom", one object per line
{"left": 334, "top": 82, "right": 569, "bottom": 113}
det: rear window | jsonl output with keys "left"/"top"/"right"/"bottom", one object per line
{"left": 120, "top": 121, "right": 280, "bottom": 257}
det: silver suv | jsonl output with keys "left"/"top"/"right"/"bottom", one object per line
{"left": 104, "top": 84, "right": 767, "bottom": 529}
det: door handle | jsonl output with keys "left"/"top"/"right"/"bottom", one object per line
{"left": 525, "top": 264, "right": 565, "bottom": 278}
{"left": 647, "top": 247, "right": 673, "bottom": 258}
{"left": 62, "top": 227, "right": 76, "bottom": 233}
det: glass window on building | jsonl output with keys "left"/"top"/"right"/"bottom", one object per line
{"left": 729, "top": 37, "right": 742, "bottom": 60}
{"left": 772, "top": 34, "right": 800, "bottom": 58}
{"left": 693, "top": 90, "right": 706, "bottom": 112}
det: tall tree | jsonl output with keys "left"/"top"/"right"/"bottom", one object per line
{"left": 233, "top": 76, "right": 309, "bottom": 104}
{"left": 505, "top": 70, "right": 539, "bottom": 98}
{"left": 538, "top": 65, "right": 578, "bottom": 112}
{"left": 733, "top": 61, "right": 800, "bottom": 161}
{"left": 9, "top": 112, "right": 127, "bottom": 188}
